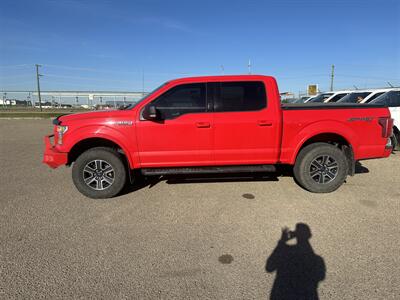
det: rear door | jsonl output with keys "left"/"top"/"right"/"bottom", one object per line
{"left": 210, "top": 80, "right": 280, "bottom": 165}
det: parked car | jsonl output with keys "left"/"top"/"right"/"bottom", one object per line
{"left": 299, "top": 96, "right": 312, "bottom": 102}
{"left": 369, "top": 89, "right": 400, "bottom": 149}
{"left": 337, "top": 89, "right": 392, "bottom": 104}
{"left": 305, "top": 91, "right": 350, "bottom": 103}
{"left": 43, "top": 75, "right": 393, "bottom": 198}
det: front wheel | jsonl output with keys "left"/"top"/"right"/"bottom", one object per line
{"left": 72, "top": 147, "right": 127, "bottom": 199}
{"left": 294, "top": 143, "right": 348, "bottom": 193}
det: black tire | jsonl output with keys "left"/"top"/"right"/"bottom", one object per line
{"left": 390, "top": 134, "right": 398, "bottom": 151}
{"left": 293, "top": 143, "right": 348, "bottom": 193}
{"left": 72, "top": 147, "right": 127, "bottom": 199}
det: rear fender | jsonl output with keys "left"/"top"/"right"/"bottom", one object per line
{"left": 288, "top": 120, "right": 357, "bottom": 165}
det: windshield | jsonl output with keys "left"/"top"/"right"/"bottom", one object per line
{"left": 369, "top": 90, "right": 400, "bottom": 106}
{"left": 337, "top": 92, "right": 371, "bottom": 103}
{"left": 307, "top": 93, "right": 333, "bottom": 103}
{"left": 121, "top": 82, "right": 169, "bottom": 110}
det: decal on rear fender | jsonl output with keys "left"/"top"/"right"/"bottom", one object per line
{"left": 348, "top": 117, "right": 373, "bottom": 122}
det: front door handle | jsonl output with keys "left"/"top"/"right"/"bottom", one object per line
{"left": 258, "top": 120, "right": 273, "bottom": 126}
{"left": 196, "top": 122, "right": 211, "bottom": 128}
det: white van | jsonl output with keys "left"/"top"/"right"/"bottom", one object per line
{"left": 337, "top": 89, "right": 392, "bottom": 104}
{"left": 369, "top": 89, "right": 400, "bottom": 149}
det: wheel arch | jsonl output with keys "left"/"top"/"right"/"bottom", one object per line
{"left": 294, "top": 132, "right": 355, "bottom": 175}
{"left": 67, "top": 137, "right": 134, "bottom": 169}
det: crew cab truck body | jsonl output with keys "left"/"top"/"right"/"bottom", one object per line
{"left": 43, "top": 75, "right": 393, "bottom": 198}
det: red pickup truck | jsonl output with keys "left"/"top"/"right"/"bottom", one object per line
{"left": 43, "top": 75, "right": 393, "bottom": 198}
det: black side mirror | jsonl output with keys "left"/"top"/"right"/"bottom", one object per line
{"left": 143, "top": 105, "right": 160, "bottom": 120}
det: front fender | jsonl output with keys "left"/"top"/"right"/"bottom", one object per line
{"left": 59, "top": 124, "right": 138, "bottom": 168}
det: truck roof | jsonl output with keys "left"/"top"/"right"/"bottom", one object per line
{"left": 168, "top": 74, "right": 275, "bottom": 84}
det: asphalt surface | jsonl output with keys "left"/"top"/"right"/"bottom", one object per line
{"left": 1, "top": 119, "right": 399, "bottom": 299}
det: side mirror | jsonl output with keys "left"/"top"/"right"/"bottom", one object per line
{"left": 143, "top": 105, "right": 160, "bottom": 120}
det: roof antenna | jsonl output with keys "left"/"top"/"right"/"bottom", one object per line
{"left": 387, "top": 81, "right": 394, "bottom": 88}
{"left": 248, "top": 59, "right": 251, "bottom": 74}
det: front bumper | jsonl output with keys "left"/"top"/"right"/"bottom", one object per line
{"left": 43, "top": 135, "right": 68, "bottom": 168}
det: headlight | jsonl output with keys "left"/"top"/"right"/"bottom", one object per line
{"left": 56, "top": 125, "right": 68, "bottom": 144}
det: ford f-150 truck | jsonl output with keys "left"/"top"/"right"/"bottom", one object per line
{"left": 43, "top": 75, "right": 393, "bottom": 198}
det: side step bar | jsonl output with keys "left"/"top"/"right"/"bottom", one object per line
{"left": 141, "top": 164, "right": 276, "bottom": 176}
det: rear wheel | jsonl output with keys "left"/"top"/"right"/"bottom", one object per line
{"left": 72, "top": 147, "right": 127, "bottom": 199}
{"left": 294, "top": 143, "right": 348, "bottom": 193}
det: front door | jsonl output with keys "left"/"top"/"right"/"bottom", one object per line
{"left": 136, "top": 83, "right": 213, "bottom": 167}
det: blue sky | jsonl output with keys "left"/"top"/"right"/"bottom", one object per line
{"left": 0, "top": 0, "right": 399, "bottom": 94}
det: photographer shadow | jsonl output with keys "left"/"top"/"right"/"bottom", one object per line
{"left": 266, "top": 223, "right": 325, "bottom": 300}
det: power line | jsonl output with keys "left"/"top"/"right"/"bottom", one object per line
{"left": 0, "top": 64, "right": 31, "bottom": 69}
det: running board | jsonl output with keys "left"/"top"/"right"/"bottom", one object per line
{"left": 141, "top": 165, "right": 276, "bottom": 176}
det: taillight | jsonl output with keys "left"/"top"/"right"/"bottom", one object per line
{"left": 378, "top": 117, "right": 394, "bottom": 138}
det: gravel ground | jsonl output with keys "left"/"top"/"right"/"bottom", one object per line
{"left": 1, "top": 119, "right": 399, "bottom": 299}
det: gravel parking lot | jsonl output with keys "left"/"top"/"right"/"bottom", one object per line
{"left": 1, "top": 119, "right": 399, "bottom": 299}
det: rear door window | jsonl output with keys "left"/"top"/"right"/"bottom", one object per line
{"left": 213, "top": 81, "right": 267, "bottom": 112}
{"left": 329, "top": 93, "right": 347, "bottom": 102}
{"left": 338, "top": 92, "right": 371, "bottom": 103}
{"left": 365, "top": 92, "right": 384, "bottom": 103}
{"left": 308, "top": 93, "right": 333, "bottom": 103}
{"left": 388, "top": 91, "right": 400, "bottom": 107}
{"left": 370, "top": 91, "right": 400, "bottom": 107}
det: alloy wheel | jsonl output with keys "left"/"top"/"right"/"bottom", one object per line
{"left": 309, "top": 155, "right": 338, "bottom": 184}
{"left": 83, "top": 160, "right": 115, "bottom": 190}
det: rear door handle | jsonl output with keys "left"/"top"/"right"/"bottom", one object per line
{"left": 258, "top": 120, "right": 273, "bottom": 126}
{"left": 196, "top": 122, "right": 211, "bottom": 128}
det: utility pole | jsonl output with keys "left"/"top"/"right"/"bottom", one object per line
{"left": 220, "top": 65, "right": 225, "bottom": 75}
{"left": 2, "top": 92, "right": 6, "bottom": 108}
{"left": 330, "top": 64, "right": 335, "bottom": 91}
{"left": 248, "top": 59, "right": 252, "bottom": 74}
{"left": 35, "top": 64, "right": 43, "bottom": 111}
{"left": 27, "top": 92, "right": 31, "bottom": 107}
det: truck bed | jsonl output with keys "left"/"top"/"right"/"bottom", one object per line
{"left": 279, "top": 102, "right": 391, "bottom": 164}
{"left": 282, "top": 103, "right": 384, "bottom": 110}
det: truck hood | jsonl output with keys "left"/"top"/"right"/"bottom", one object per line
{"left": 56, "top": 110, "right": 129, "bottom": 124}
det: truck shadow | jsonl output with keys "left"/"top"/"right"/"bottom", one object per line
{"left": 120, "top": 162, "right": 369, "bottom": 196}
{"left": 355, "top": 161, "right": 369, "bottom": 174}
{"left": 120, "top": 172, "right": 281, "bottom": 196}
